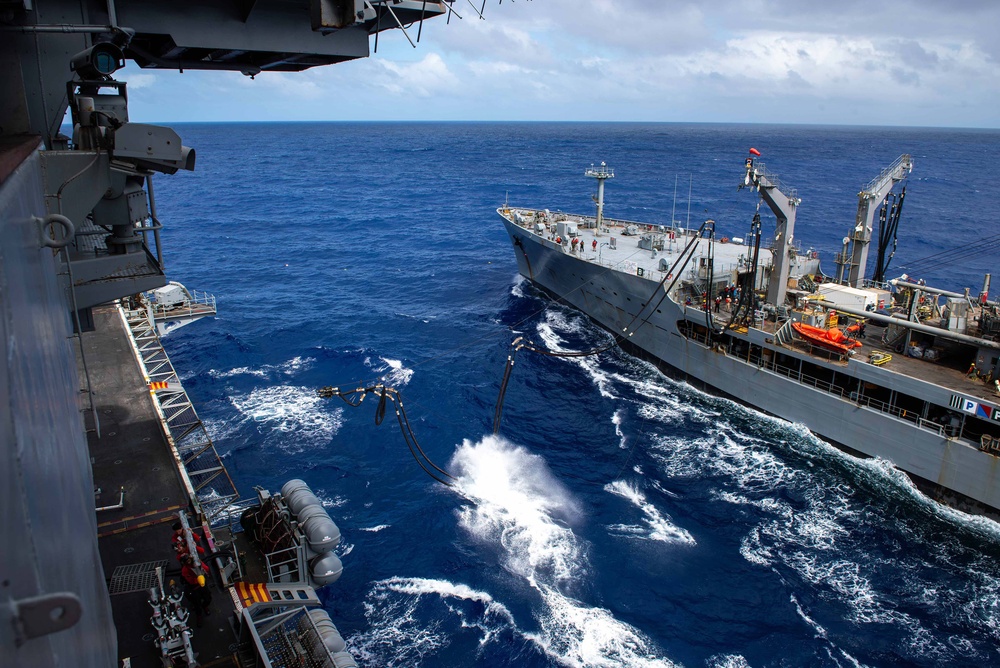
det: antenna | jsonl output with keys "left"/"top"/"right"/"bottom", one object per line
{"left": 671, "top": 175, "right": 678, "bottom": 226}
{"left": 585, "top": 161, "right": 614, "bottom": 236}
{"left": 686, "top": 175, "right": 692, "bottom": 229}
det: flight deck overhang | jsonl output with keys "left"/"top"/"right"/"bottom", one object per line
{"left": 121, "top": 1, "right": 450, "bottom": 74}
{"left": 120, "top": 1, "right": 374, "bottom": 74}
{"left": 1, "top": 0, "right": 451, "bottom": 144}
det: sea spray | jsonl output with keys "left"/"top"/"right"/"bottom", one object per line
{"left": 450, "top": 435, "right": 678, "bottom": 667}
{"left": 450, "top": 434, "right": 583, "bottom": 587}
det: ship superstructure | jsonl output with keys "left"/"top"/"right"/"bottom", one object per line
{"left": 1, "top": 1, "right": 471, "bottom": 666}
{"left": 500, "top": 155, "right": 1000, "bottom": 515}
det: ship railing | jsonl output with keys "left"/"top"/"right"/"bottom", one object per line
{"left": 516, "top": 207, "right": 695, "bottom": 236}
{"left": 583, "top": 255, "right": 723, "bottom": 291}
{"left": 746, "top": 352, "right": 958, "bottom": 439}
{"left": 118, "top": 301, "right": 239, "bottom": 524}
{"left": 861, "top": 279, "right": 892, "bottom": 292}
{"left": 862, "top": 153, "right": 912, "bottom": 195}
{"left": 751, "top": 162, "right": 798, "bottom": 201}
{"left": 264, "top": 545, "right": 303, "bottom": 583}
{"left": 751, "top": 354, "right": 851, "bottom": 399}
{"left": 919, "top": 418, "right": 955, "bottom": 438}
{"left": 854, "top": 395, "right": 920, "bottom": 426}
{"left": 238, "top": 602, "right": 352, "bottom": 668}
{"left": 148, "top": 290, "right": 218, "bottom": 320}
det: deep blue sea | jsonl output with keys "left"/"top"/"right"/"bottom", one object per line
{"left": 154, "top": 122, "right": 1000, "bottom": 667}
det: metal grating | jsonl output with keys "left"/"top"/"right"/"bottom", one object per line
{"left": 258, "top": 610, "right": 331, "bottom": 668}
{"left": 109, "top": 560, "right": 169, "bottom": 595}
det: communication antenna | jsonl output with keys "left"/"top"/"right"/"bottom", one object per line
{"left": 585, "top": 161, "right": 614, "bottom": 235}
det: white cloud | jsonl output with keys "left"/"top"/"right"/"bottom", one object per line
{"left": 125, "top": 73, "right": 157, "bottom": 90}
{"left": 373, "top": 52, "right": 460, "bottom": 97}
{"left": 116, "top": 1, "right": 1000, "bottom": 127}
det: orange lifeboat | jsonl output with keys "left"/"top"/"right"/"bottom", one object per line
{"left": 791, "top": 322, "right": 863, "bottom": 354}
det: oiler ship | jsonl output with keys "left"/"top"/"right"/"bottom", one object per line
{"left": 499, "top": 155, "right": 1000, "bottom": 516}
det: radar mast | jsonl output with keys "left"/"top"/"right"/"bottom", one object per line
{"left": 586, "top": 162, "right": 614, "bottom": 234}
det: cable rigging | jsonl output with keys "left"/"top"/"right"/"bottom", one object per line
{"left": 894, "top": 230, "right": 1000, "bottom": 278}
{"left": 871, "top": 187, "right": 906, "bottom": 284}
{"left": 312, "top": 214, "right": 716, "bottom": 484}
{"left": 317, "top": 382, "right": 455, "bottom": 487}
{"left": 492, "top": 218, "right": 713, "bottom": 434}
{"left": 725, "top": 208, "right": 763, "bottom": 330}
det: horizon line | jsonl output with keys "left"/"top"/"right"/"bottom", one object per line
{"left": 122, "top": 119, "right": 1000, "bottom": 131}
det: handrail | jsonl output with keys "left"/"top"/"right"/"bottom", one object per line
{"left": 862, "top": 153, "right": 912, "bottom": 195}
{"left": 148, "top": 290, "right": 217, "bottom": 321}
{"left": 743, "top": 351, "right": 965, "bottom": 442}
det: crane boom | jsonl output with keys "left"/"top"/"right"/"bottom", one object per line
{"left": 843, "top": 154, "right": 913, "bottom": 287}
{"left": 742, "top": 158, "right": 802, "bottom": 307}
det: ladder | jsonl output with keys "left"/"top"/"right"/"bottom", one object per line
{"left": 118, "top": 301, "right": 239, "bottom": 523}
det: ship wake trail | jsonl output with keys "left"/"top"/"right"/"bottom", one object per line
{"left": 646, "top": 405, "right": 1000, "bottom": 663}
{"left": 529, "top": 317, "right": 1000, "bottom": 664}
{"left": 604, "top": 480, "right": 695, "bottom": 545}
{"left": 228, "top": 385, "right": 343, "bottom": 453}
{"left": 349, "top": 576, "right": 517, "bottom": 667}
{"left": 449, "top": 435, "right": 679, "bottom": 667}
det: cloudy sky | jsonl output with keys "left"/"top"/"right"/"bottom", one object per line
{"left": 124, "top": 0, "right": 1000, "bottom": 128}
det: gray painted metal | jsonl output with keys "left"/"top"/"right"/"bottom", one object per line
{"left": 825, "top": 301, "right": 1000, "bottom": 351}
{"left": 892, "top": 279, "right": 967, "bottom": 300}
{"left": 1, "top": 0, "right": 449, "bottom": 146}
{"left": 0, "top": 2, "right": 489, "bottom": 664}
{"left": 847, "top": 154, "right": 912, "bottom": 288}
{"left": 501, "top": 211, "right": 1000, "bottom": 512}
{"left": 745, "top": 160, "right": 800, "bottom": 307}
{"left": 0, "top": 145, "right": 117, "bottom": 667}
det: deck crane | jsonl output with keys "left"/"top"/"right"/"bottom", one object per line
{"left": 741, "top": 150, "right": 802, "bottom": 307}
{"left": 837, "top": 154, "right": 913, "bottom": 287}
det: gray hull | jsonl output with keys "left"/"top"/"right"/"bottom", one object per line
{"left": 502, "top": 216, "right": 1000, "bottom": 513}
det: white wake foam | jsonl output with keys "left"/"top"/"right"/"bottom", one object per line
{"left": 209, "top": 365, "right": 267, "bottom": 379}
{"left": 642, "top": 419, "right": 978, "bottom": 659}
{"left": 208, "top": 355, "right": 314, "bottom": 379}
{"left": 511, "top": 274, "right": 528, "bottom": 298}
{"left": 706, "top": 655, "right": 752, "bottom": 668}
{"left": 524, "top": 292, "right": 1000, "bottom": 664}
{"left": 604, "top": 480, "right": 695, "bottom": 545}
{"left": 228, "top": 385, "right": 342, "bottom": 452}
{"left": 527, "top": 587, "right": 680, "bottom": 668}
{"left": 536, "top": 310, "right": 618, "bottom": 399}
{"left": 202, "top": 416, "right": 240, "bottom": 445}
{"left": 311, "top": 489, "right": 348, "bottom": 509}
{"left": 366, "top": 356, "right": 415, "bottom": 387}
{"left": 358, "top": 524, "right": 390, "bottom": 532}
{"left": 612, "top": 409, "right": 627, "bottom": 449}
{"left": 350, "top": 576, "right": 515, "bottom": 666}
{"left": 449, "top": 435, "right": 678, "bottom": 667}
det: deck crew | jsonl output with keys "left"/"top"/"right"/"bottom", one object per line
{"left": 181, "top": 555, "right": 212, "bottom": 627}
{"left": 171, "top": 521, "right": 207, "bottom": 561}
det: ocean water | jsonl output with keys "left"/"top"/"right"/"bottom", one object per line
{"left": 155, "top": 122, "right": 1000, "bottom": 667}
